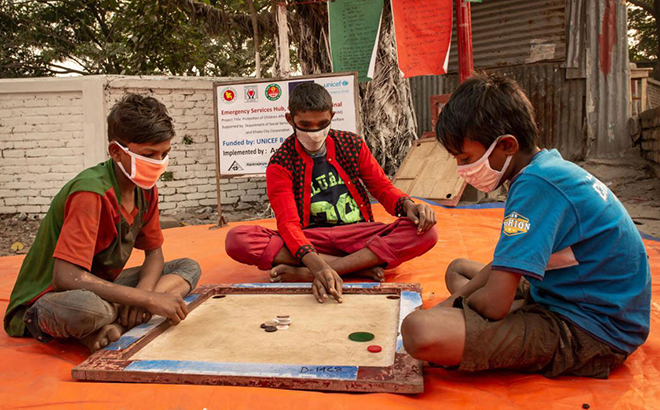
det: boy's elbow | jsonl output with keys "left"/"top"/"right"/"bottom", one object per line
{"left": 51, "top": 260, "right": 75, "bottom": 291}
{"left": 51, "top": 271, "right": 66, "bottom": 291}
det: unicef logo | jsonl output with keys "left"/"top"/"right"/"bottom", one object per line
{"left": 323, "top": 80, "right": 349, "bottom": 88}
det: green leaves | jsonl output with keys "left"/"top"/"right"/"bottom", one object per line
{"left": 0, "top": 0, "right": 277, "bottom": 78}
{"left": 628, "top": 1, "right": 658, "bottom": 71}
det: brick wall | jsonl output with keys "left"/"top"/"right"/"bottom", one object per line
{"left": 104, "top": 78, "right": 267, "bottom": 215}
{"left": 0, "top": 91, "right": 86, "bottom": 214}
{"left": 640, "top": 106, "right": 660, "bottom": 165}
{"left": 0, "top": 76, "right": 268, "bottom": 218}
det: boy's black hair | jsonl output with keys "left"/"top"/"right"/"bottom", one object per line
{"left": 435, "top": 72, "right": 539, "bottom": 155}
{"left": 288, "top": 82, "right": 333, "bottom": 117}
{"left": 107, "top": 94, "right": 175, "bottom": 144}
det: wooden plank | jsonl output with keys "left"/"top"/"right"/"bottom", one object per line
{"left": 393, "top": 134, "right": 466, "bottom": 206}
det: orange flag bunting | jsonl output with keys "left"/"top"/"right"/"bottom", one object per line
{"left": 391, "top": 0, "right": 453, "bottom": 78}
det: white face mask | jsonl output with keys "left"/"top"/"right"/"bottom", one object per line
{"left": 456, "top": 135, "right": 513, "bottom": 193}
{"left": 295, "top": 124, "right": 331, "bottom": 152}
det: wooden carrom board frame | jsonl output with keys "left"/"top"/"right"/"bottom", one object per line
{"left": 72, "top": 283, "right": 425, "bottom": 394}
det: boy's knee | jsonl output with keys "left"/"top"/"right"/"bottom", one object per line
{"left": 401, "top": 312, "right": 432, "bottom": 359}
{"left": 33, "top": 291, "right": 116, "bottom": 339}
{"left": 446, "top": 258, "right": 470, "bottom": 276}
{"left": 417, "top": 225, "right": 438, "bottom": 251}
{"left": 175, "top": 258, "right": 202, "bottom": 290}
{"left": 445, "top": 258, "right": 470, "bottom": 289}
{"left": 225, "top": 226, "right": 260, "bottom": 265}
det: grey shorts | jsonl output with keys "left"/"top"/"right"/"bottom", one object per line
{"left": 456, "top": 278, "right": 628, "bottom": 379}
{"left": 24, "top": 258, "right": 201, "bottom": 342}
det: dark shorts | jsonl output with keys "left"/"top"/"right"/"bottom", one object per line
{"left": 456, "top": 279, "right": 628, "bottom": 379}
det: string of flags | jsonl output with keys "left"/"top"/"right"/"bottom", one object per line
{"left": 327, "top": 0, "right": 454, "bottom": 80}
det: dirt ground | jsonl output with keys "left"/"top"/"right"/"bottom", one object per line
{"left": 1, "top": 151, "right": 659, "bottom": 257}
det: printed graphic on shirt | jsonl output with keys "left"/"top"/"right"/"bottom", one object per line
{"left": 586, "top": 174, "right": 609, "bottom": 201}
{"left": 309, "top": 155, "right": 363, "bottom": 226}
{"left": 502, "top": 212, "right": 531, "bottom": 236}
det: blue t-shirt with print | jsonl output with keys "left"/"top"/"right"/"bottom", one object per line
{"left": 492, "top": 149, "right": 651, "bottom": 354}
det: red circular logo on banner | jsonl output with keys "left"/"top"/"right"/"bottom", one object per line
{"left": 222, "top": 87, "right": 237, "bottom": 103}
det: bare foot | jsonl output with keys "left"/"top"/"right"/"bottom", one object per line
{"left": 270, "top": 264, "right": 315, "bottom": 282}
{"left": 351, "top": 266, "right": 385, "bottom": 282}
{"left": 81, "top": 323, "right": 125, "bottom": 353}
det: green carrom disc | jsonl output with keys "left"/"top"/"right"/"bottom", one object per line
{"left": 348, "top": 332, "right": 375, "bottom": 342}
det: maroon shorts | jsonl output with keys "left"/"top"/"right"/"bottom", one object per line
{"left": 225, "top": 218, "right": 438, "bottom": 270}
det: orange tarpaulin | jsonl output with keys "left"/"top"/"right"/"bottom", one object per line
{"left": 0, "top": 203, "right": 658, "bottom": 409}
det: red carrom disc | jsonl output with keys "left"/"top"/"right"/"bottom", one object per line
{"left": 367, "top": 345, "right": 382, "bottom": 353}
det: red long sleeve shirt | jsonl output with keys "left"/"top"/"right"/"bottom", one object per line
{"left": 266, "top": 130, "right": 410, "bottom": 260}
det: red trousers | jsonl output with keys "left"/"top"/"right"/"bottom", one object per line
{"left": 225, "top": 218, "right": 438, "bottom": 270}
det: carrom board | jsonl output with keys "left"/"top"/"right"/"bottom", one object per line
{"left": 72, "top": 283, "right": 425, "bottom": 394}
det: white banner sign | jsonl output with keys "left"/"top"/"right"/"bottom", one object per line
{"left": 215, "top": 73, "right": 359, "bottom": 175}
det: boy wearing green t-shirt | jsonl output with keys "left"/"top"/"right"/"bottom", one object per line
{"left": 4, "top": 94, "right": 201, "bottom": 352}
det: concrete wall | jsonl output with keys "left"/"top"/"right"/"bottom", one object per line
{"left": 0, "top": 75, "right": 268, "bottom": 217}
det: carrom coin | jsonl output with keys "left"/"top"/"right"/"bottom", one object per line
{"left": 368, "top": 345, "right": 382, "bottom": 353}
{"left": 348, "top": 332, "right": 375, "bottom": 342}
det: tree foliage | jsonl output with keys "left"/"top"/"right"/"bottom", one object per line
{"left": 0, "top": 0, "right": 276, "bottom": 78}
{"left": 627, "top": 0, "right": 660, "bottom": 79}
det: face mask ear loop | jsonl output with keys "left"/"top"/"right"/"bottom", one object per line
{"left": 112, "top": 141, "right": 137, "bottom": 179}
{"left": 491, "top": 153, "right": 513, "bottom": 190}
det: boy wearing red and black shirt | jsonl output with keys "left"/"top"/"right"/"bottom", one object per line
{"left": 226, "top": 83, "right": 437, "bottom": 302}
{"left": 4, "top": 94, "right": 201, "bottom": 352}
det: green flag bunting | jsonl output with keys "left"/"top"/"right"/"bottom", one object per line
{"left": 328, "top": 0, "right": 384, "bottom": 82}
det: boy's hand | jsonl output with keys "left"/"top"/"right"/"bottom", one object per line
{"left": 146, "top": 292, "right": 188, "bottom": 325}
{"left": 118, "top": 305, "right": 152, "bottom": 329}
{"left": 404, "top": 200, "right": 437, "bottom": 234}
{"left": 311, "top": 267, "right": 344, "bottom": 304}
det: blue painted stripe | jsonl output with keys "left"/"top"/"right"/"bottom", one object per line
{"left": 369, "top": 197, "right": 506, "bottom": 210}
{"left": 125, "top": 360, "right": 358, "bottom": 380}
{"left": 104, "top": 317, "right": 166, "bottom": 351}
{"left": 184, "top": 294, "right": 200, "bottom": 304}
{"left": 231, "top": 282, "right": 380, "bottom": 289}
{"left": 640, "top": 231, "right": 660, "bottom": 242}
{"left": 105, "top": 335, "right": 139, "bottom": 350}
{"left": 343, "top": 283, "right": 381, "bottom": 289}
{"left": 232, "top": 283, "right": 312, "bottom": 289}
{"left": 396, "top": 291, "right": 423, "bottom": 353}
{"left": 104, "top": 294, "right": 200, "bottom": 351}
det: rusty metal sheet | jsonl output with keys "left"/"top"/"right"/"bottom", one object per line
{"left": 408, "top": 63, "right": 587, "bottom": 160}
{"left": 582, "top": 0, "right": 630, "bottom": 158}
{"left": 446, "top": 0, "right": 567, "bottom": 72}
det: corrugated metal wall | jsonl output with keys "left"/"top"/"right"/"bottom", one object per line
{"left": 446, "top": 0, "right": 566, "bottom": 72}
{"left": 409, "top": 0, "right": 631, "bottom": 160}
{"left": 580, "top": 0, "right": 630, "bottom": 157}
{"left": 409, "top": 63, "right": 587, "bottom": 160}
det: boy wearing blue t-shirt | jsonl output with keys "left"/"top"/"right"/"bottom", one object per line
{"left": 401, "top": 73, "right": 651, "bottom": 378}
